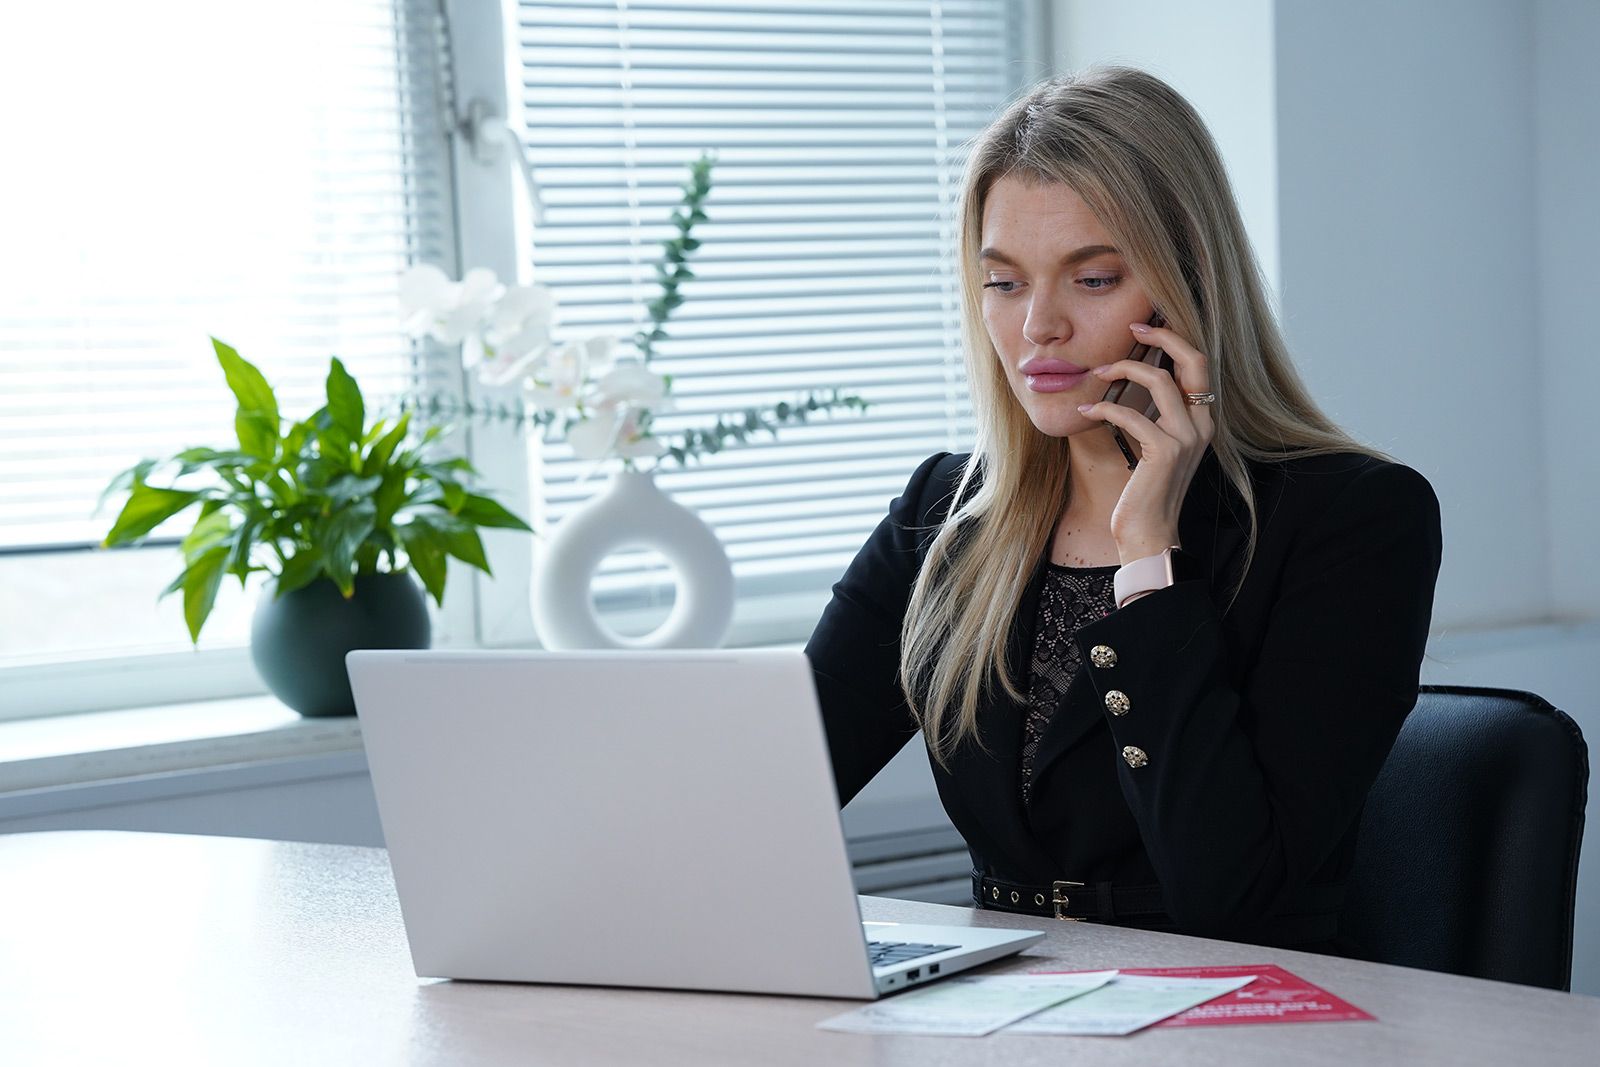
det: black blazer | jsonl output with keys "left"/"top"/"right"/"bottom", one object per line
{"left": 805, "top": 446, "right": 1443, "bottom": 950}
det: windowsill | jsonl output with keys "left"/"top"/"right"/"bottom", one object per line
{"left": 0, "top": 639, "right": 809, "bottom": 797}
{"left": 0, "top": 696, "right": 365, "bottom": 795}
{"left": 5, "top": 615, "right": 1594, "bottom": 801}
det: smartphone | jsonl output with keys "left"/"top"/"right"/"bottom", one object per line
{"left": 1100, "top": 310, "right": 1173, "bottom": 470}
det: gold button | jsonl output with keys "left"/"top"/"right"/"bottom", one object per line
{"left": 1122, "top": 745, "right": 1149, "bottom": 769}
{"left": 1104, "top": 690, "right": 1131, "bottom": 716}
{"left": 1089, "top": 644, "right": 1117, "bottom": 668}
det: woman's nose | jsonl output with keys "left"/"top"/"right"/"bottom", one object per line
{"left": 1022, "top": 298, "right": 1071, "bottom": 347}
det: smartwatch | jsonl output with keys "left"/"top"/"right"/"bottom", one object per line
{"left": 1113, "top": 546, "right": 1202, "bottom": 609}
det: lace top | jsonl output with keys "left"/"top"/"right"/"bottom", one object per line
{"left": 1020, "top": 561, "right": 1119, "bottom": 807}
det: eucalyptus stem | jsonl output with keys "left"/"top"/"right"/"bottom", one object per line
{"left": 661, "top": 390, "right": 869, "bottom": 467}
{"left": 634, "top": 150, "right": 715, "bottom": 365}
{"left": 395, "top": 391, "right": 557, "bottom": 436}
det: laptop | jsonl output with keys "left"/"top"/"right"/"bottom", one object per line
{"left": 346, "top": 647, "right": 1043, "bottom": 998}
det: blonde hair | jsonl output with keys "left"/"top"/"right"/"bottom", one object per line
{"left": 901, "top": 66, "right": 1390, "bottom": 770}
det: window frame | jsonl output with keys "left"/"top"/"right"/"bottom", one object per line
{"left": 469, "top": 0, "right": 1054, "bottom": 651}
{"left": 0, "top": 0, "right": 483, "bottom": 724}
{"left": 0, "top": 0, "right": 1053, "bottom": 723}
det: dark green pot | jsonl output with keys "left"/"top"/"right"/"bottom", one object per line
{"left": 249, "top": 571, "right": 431, "bottom": 718}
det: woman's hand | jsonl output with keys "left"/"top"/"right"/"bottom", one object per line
{"left": 1076, "top": 321, "right": 1216, "bottom": 565}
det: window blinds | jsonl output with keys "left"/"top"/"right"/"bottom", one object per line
{"left": 0, "top": 0, "right": 455, "bottom": 555}
{"left": 516, "top": 0, "right": 1029, "bottom": 615}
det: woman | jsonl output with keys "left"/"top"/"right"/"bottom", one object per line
{"left": 805, "top": 67, "right": 1442, "bottom": 955}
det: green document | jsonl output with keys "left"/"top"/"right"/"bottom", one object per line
{"left": 1004, "top": 973, "right": 1258, "bottom": 1035}
{"left": 817, "top": 972, "right": 1118, "bottom": 1037}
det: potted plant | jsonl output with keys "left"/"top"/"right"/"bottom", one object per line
{"left": 99, "top": 339, "right": 531, "bottom": 716}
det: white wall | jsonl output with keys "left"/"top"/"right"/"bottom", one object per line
{"left": 1050, "top": 0, "right": 1280, "bottom": 297}
{"left": 1275, "top": 0, "right": 1545, "bottom": 629}
{"left": 1536, "top": 0, "right": 1600, "bottom": 621}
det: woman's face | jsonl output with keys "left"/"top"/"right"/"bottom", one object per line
{"left": 978, "top": 176, "right": 1155, "bottom": 438}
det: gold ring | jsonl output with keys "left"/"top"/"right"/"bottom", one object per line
{"left": 1184, "top": 392, "right": 1216, "bottom": 406}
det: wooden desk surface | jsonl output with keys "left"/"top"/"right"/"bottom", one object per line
{"left": 1, "top": 830, "right": 1594, "bottom": 1066}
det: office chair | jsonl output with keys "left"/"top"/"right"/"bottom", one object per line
{"left": 1342, "top": 685, "right": 1588, "bottom": 991}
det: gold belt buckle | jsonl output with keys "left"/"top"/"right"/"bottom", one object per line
{"left": 1052, "top": 880, "right": 1086, "bottom": 921}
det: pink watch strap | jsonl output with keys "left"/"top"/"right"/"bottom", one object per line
{"left": 1113, "top": 546, "right": 1181, "bottom": 609}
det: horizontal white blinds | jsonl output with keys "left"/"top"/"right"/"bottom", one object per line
{"left": 0, "top": 0, "right": 454, "bottom": 553}
{"left": 518, "top": 0, "right": 1026, "bottom": 611}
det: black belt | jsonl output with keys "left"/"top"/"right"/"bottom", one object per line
{"left": 972, "top": 869, "right": 1347, "bottom": 944}
{"left": 973, "top": 870, "right": 1167, "bottom": 922}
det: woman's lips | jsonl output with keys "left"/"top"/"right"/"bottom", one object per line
{"left": 1019, "top": 358, "right": 1092, "bottom": 393}
{"left": 1024, "top": 370, "right": 1092, "bottom": 393}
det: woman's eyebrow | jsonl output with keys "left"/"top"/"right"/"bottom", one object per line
{"left": 978, "top": 244, "right": 1120, "bottom": 267}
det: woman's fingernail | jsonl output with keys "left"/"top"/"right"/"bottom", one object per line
{"left": 1077, "top": 404, "right": 1094, "bottom": 414}
{"left": 1129, "top": 322, "right": 1151, "bottom": 334}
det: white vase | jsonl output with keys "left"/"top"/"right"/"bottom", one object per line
{"left": 532, "top": 469, "right": 735, "bottom": 649}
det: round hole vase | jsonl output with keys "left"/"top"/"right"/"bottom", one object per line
{"left": 532, "top": 468, "right": 734, "bottom": 649}
{"left": 250, "top": 570, "right": 432, "bottom": 718}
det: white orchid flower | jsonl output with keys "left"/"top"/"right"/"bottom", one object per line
{"left": 567, "top": 406, "right": 666, "bottom": 463}
{"left": 398, "top": 263, "right": 453, "bottom": 338}
{"left": 566, "top": 409, "right": 624, "bottom": 461}
{"left": 399, "top": 263, "right": 507, "bottom": 346}
{"left": 458, "top": 267, "right": 505, "bottom": 314}
{"left": 484, "top": 283, "right": 557, "bottom": 347}
{"left": 614, "top": 408, "right": 667, "bottom": 459}
{"left": 525, "top": 341, "right": 586, "bottom": 411}
{"left": 592, "top": 356, "right": 668, "bottom": 409}
{"left": 475, "top": 345, "right": 548, "bottom": 389}
{"left": 473, "top": 315, "right": 555, "bottom": 386}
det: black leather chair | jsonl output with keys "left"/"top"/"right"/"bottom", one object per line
{"left": 1342, "top": 685, "right": 1588, "bottom": 990}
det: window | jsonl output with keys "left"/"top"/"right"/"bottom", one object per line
{"left": 498, "top": 0, "right": 1040, "bottom": 643}
{"left": 0, "top": 0, "right": 457, "bottom": 715}
{"left": 0, "top": 0, "right": 1045, "bottom": 717}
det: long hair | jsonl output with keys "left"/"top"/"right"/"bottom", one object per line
{"left": 901, "top": 66, "right": 1390, "bottom": 770}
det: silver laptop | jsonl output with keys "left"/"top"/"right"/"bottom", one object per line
{"left": 347, "top": 647, "right": 1043, "bottom": 999}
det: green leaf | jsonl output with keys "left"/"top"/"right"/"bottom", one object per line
{"left": 373, "top": 469, "right": 409, "bottom": 528}
{"left": 397, "top": 522, "right": 448, "bottom": 605}
{"left": 321, "top": 502, "right": 378, "bottom": 595}
{"left": 103, "top": 485, "right": 202, "bottom": 546}
{"left": 276, "top": 550, "right": 324, "bottom": 597}
{"left": 181, "top": 545, "right": 229, "bottom": 644}
{"left": 223, "top": 517, "right": 259, "bottom": 584}
{"left": 212, "top": 338, "right": 280, "bottom": 460}
{"left": 413, "top": 512, "right": 489, "bottom": 573}
{"left": 180, "top": 510, "right": 233, "bottom": 560}
{"left": 454, "top": 492, "right": 532, "bottom": 531}
{"left": 299, "top": 453, "right": 349, "bottom": 491}
{"left": 363, "top": 412, "right": 411, "bottom": 475}
{"left": 324, "top": 473, "right": 384, "bottom": 505}
{"left": 325, "top": 357, "right": 365, "bottom": 443}
{"left": 158, "top": 566, "right": 188, "bottom": 601}
{"left": 282, "top": 419, "right": 313, "bottom": 461}
{"left": 95, "top": 458, "right": 161, "bottom": 515}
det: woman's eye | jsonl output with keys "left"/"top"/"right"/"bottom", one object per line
{"left": 982, "top": 280, "right": 1021, "bottom": 294}
{"left": 1080, "top": 275, "right": 1121, "bottom": 290}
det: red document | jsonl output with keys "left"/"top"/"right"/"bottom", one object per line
{"left": 1034, "top": 964, "right": 1375, "bottom": 1027}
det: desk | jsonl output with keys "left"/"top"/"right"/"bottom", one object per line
{"left": 1, "top": 831, "right": 1594, "bottom": 1065}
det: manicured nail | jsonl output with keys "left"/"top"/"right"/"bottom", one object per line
{"left": 1077, "top": 404, "right": 1094, "bottom": 414}
{"left": 1129, "top": 322, "right": 1151, "bottom": 334}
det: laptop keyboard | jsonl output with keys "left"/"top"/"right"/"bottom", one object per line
{"left": 868, "top": 940, "right": 961, "bottom": 968}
